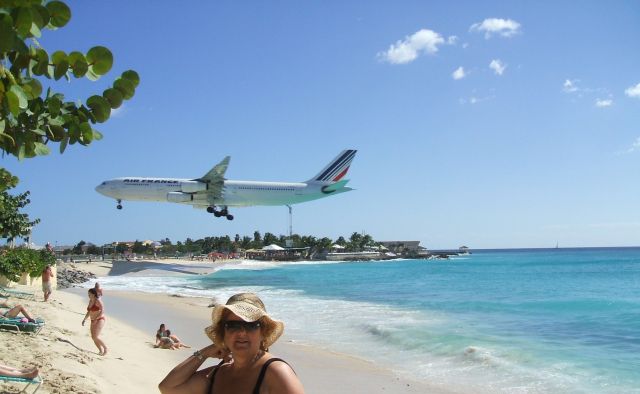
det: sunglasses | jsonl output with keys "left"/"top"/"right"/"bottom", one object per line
{"left": 224, "top": 320, "right": 261, "bottom": 332}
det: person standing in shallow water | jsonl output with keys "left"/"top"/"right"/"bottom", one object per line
{"left": 159, "top": 292, "right": 304, "bottom": 394}
{"left": 82, "top": 288, "right": 108, "bottom": 356}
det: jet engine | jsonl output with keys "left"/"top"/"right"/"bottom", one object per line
{"left": 167, "top": 192, "right": 194, "bottom": 203}
{"left": 180, "top": 181, "right": 208, "bottom": 193}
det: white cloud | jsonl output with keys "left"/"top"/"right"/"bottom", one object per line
{"left": 378, "top": 29, "right": 445, "bottom": 64}
{"left": 489, "top": 59, "right": 506, "bottom": 75}
{"left": 470, "top": 18, "right": 521, "bottom": 38}
{"left": 595, "top": 99, "right": 613, "bottom": 107}
{"left": 460, "top": 95, "right": 494, "bottom": 105}
{"left": 452, "top": 66, "right": 466, "bottom": 80}
{"left": 625, "top": 83, "right": 640, "bottom": 98}
{"left": 563, "top": 79, "right": 579, "bottom": 93}
{"left": 447, "top": 35, "right": 458, "bottom": 45}
{"left": 627, "top": 137, "right": 640, "bottom": 153}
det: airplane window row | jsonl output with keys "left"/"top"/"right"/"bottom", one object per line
{"left": 236, "top": 186, "right": 295, "bottom": 191}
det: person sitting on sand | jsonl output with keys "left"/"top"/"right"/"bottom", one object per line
{"left": 82, "top": 288, "right": 108, "bottom": 356}
{"left": 0, "top": 300, "right": 36, "bottom": 322}
{"left": 156, "top": 323, "right": 169, "bottom": 346}
{"left": 167, "top": 330, "right": 190, "bottom": 349}
{"left": 159, "top": 292, "right": 304, "bottom": 394}
{"left": 0, "top": 363, "right": 39, "bottom": 379}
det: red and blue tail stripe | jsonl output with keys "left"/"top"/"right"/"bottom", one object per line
{"left": 312, "top": 149, "right": 357, "bottom": 182}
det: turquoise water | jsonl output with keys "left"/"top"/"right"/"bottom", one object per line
{"left": 100, "top": 248, "right": 640, "bottom": 393}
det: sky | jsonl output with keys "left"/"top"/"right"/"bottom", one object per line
{"left": 3, "top": 0, "right": 640, "bottom": 249}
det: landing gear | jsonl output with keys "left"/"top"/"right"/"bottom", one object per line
{"left": 207, "top": 205, "right": 234, "bottom": 220}
{"left": 116, "top": 199, "right": 123, "bottom": 210}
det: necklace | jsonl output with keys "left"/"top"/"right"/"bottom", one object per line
{"left": 251, "top": 350, "right": 264, "bottom": 364}
{"left": 230, "top": 350, "right": 264, "bottom": 368}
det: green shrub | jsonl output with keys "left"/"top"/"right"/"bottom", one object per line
{"left": 0, "top": 248, "right": 56, "bottom": 282}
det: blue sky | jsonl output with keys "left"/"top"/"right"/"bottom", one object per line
{"left": 3, "top": 1, "right": 640, "bottom": 249}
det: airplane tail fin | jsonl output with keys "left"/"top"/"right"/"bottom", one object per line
{"left": 307, "top": 149, "right": 357, "bottom": 183}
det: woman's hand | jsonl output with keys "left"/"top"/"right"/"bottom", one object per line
{"left": 82, "top": 319, "right": 86, "bottom": 326}
{"left": 201, "top": 343, "right": 230, "bottom": 361}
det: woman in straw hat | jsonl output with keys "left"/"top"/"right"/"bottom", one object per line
{"left": 159, "top": 293, "right": 304, "bottom": 394}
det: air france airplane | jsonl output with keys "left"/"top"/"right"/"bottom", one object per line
{"left": 95, "top": 149, "right": 356, "bottom": 220}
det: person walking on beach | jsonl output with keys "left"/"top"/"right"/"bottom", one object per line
{"left": 94, "top": 282, "right": 103, "bottom": 297}
{"left": 41, "top": 265, "right": 54, "bottom": 301}
{"left": 159, "top": 292, "right": 304, "bottom": 394}
{"left": 82, "top": 288, "right": 108, "bottom": 356}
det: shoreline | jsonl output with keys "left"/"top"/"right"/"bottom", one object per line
{"left": 1, "top": 259, "right": 456, "bottom": 393}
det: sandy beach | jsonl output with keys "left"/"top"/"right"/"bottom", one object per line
{"left": 0, "top": 260, "right": 455, "bottom": 394}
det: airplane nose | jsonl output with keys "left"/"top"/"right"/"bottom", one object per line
{"left": 95, "top": 182, "right": 107, "bottom": 195}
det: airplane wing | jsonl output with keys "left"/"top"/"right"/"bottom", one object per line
{"left": 193, "top": 156, "right": 230, "bottom": 204}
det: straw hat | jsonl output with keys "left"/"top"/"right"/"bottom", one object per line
{"left": 204, "top": 293, "right": 284, "bottom": 350}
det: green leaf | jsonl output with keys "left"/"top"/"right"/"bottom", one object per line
{"left": 29, "top": 21, "right": 41, "bottom": 38}
{"left": 9, "top": 85, "right": 28, "bottom": 109}
{"left": 93, "top": 129, "right": 103, "bottom": 141}
{"left": 31, "top": 5, "right": 50, "bottom": 29}
{"left": 18, "top": 144, "right": 25, "bottom": 160}
{"left": 86, "top": 95, "right": 111, "bottom": 123}
{"left": 33, "top": 142, "right": 50, "bottom": 156}
{"left": 59, "top": 135, "right": 68, "bottom": 153}
{"left": 22, "top": 78, "right": 43, "bottom": 100}
{"left": 31, "top": 49, "right": 49, "bottom": 75}
{"left": 86, "top": 46, "right": 113, "bottom": 75}
{"left": 46, "top": 1, "right": 71, "bottom": 28}
{"left": 0, "top": 15, "right": 17, "bottom": 53}
{"left": 32, "top": 128, "right": 46, "bottom": 136}
{"left": 80, "top": 122, "right": 93, "bottom": 144}
{"left": 6, "top": 91, "right": 19, "bottom": 117}
{"left": 15, "top": 7, "right": 33, "bottom": 37}
{"left": 68, "top": 51, "right": 88, "bottom": 78}
{"left": 114, "top": 78, "right": 135, "bottom": 99}
{"left": 0, "top": 119, "right": 4, "bottom": 133}
{"left": 0, "top": 132, "right": 15, "bottom": 146}
{"left": 48, "top": 125, "right": 65, "bottom": 141}
{"left": 122, "top": 70, "right": 140, "bottom": 88}
{"left": 103, "top": 88, "right": 123, "bottom": 109}
{"left": 51, "top": 50, "right": 69, "bottom": 80}
{"left": 47, "top": 96, "right": 62, "bottom": 116}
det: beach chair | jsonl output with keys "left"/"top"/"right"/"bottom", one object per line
{"left": 0, "top": 286, "right": 36, "bottom": 301}
{"left": 0, "top": 317, "right": 45, "bottom": 335}
{"left": 0, "top": 374, "right": 43, "bottom": 393}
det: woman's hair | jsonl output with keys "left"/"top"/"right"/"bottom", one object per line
{"left": 159, "top": 323, "right": 165, "bottom": 329}
{"left": 88, "top": 288, "right": 99, "bottom": 297}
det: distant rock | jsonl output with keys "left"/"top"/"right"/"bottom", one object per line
{"left": 56, "top": 266, "right": 96, "bottom": 289}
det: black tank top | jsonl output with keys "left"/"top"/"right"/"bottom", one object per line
{"left": 207, "top": 358, "right": 290, "bottom": 394}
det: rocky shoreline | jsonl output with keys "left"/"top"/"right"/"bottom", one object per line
{"left": 56, "top": 264, "right": 97, "bottom": 289}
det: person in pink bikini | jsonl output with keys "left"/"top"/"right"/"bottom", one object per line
{"left": 82, "top": 288, "right": 108, "bottom": 356}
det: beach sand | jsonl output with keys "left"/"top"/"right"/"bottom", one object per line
{"left": 0, "top": 260, "right": 456, "bottom": 394}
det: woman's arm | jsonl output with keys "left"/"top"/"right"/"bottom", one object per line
{"left": 158, "top": 343, "right": 229, "bottom": 394}
{"left": 82, "top": 300, "right": 92, "bottom": 326}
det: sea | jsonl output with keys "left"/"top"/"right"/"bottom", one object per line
{"left": 94, "top": 248, "right": 640, "bottom": 394}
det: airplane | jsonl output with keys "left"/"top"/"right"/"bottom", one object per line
{"left": 95, "top": 149, "right": 356, "bottom": 220}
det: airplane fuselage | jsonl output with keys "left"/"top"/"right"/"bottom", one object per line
{"left": 96, "top": 178, "right": 345, "bottom": 207}
{"left": 95, "top": 149, "right": 356, "bottom": 219}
